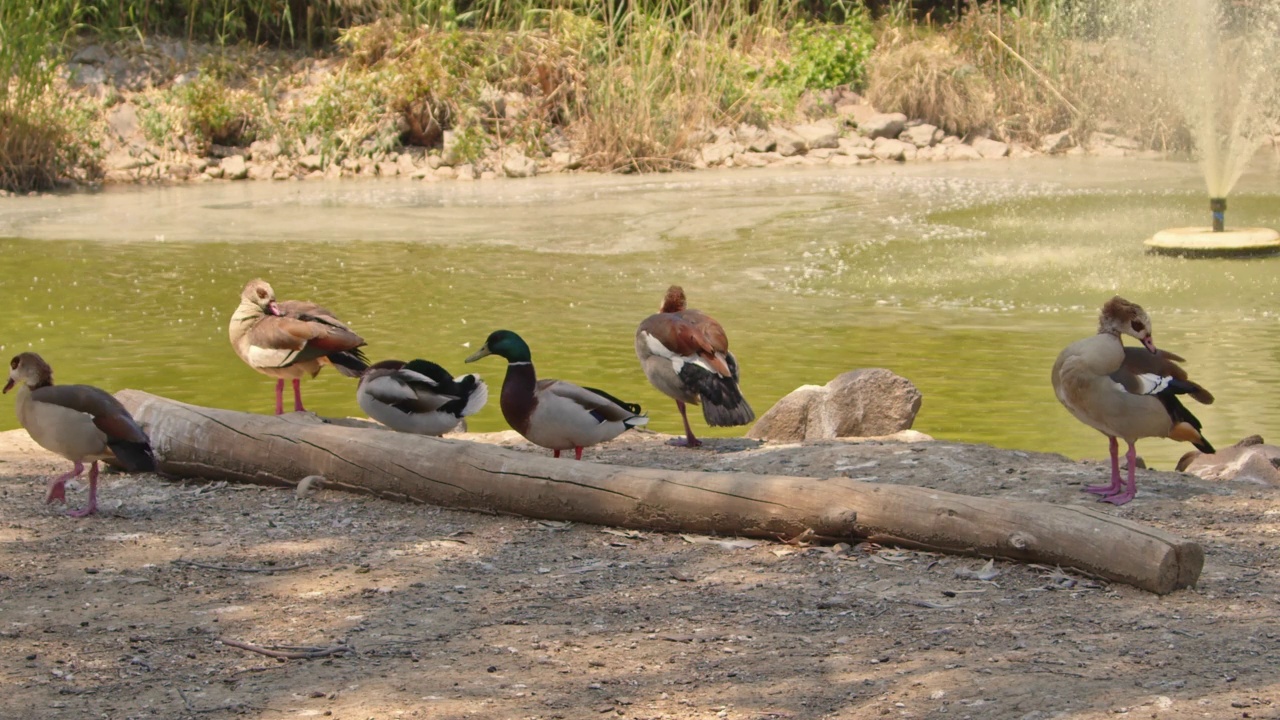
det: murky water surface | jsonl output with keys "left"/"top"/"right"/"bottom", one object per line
{"left": 3, "top": 157, "right": 1279, "bottom": 469}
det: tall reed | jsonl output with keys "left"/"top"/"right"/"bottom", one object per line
{"left": 0, "top": 1, "right": 86, "bottom": 191}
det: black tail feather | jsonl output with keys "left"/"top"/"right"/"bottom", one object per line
{"left": 107, "top": 438, "right": 157, "bottom": 472}
{"left": 1158, "top": 392, "right": 1215, "bottom": 454}
{"left": 329, "top": 347, "right": 370, "bottom": 378}
{"left": 678, "top": 364, "right": 754, "bottom": 427}
{"left": 582, "top": 386, "right": 643, "bottom": 416}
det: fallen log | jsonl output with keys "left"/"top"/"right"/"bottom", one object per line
{"left": 118, "top": 391, "right": 1203, "bottom": 594}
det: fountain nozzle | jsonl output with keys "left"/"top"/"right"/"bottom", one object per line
{"left": 1210, "top": 197, "right": 1226, "bottom": 232}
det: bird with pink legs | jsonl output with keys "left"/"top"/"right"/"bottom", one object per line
{"left": 4, "top": 352, "right": 156, "bottom": 517}
{"left": 229, "top": 279, "right": 368, "bottom": 414}
{"left": 1051, "top": 296, "right": 1215, "bottom": 506}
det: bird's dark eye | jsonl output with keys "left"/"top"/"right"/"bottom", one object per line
{"left": 257, "top": 289, "right": 268, "bottom": 299}
{"left": 1131, "top": 320, "right": 1146, "bottom": 333}
{"left": 8, "top": 356, "right": 17, "bottom": 369}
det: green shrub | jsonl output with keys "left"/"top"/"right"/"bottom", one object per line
{"left": 176, "top": 75, "right": 260, "bottom": 148}
{"left": 770, "top": 19, "right": 875, "bottom": 93}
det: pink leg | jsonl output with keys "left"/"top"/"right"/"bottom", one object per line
{"left": 274, "top": 379, "right": 286, "bottom": 415}
{"left": 1085, "top": 437, "right": 1123, "bottom": 495}
{"left": 1101, "top": 442, "right": 1139, "bottom": 506}
{"left": 574, "top": 446, "right": 583, "bottom": 461}
{"left": 45, "top": 462, "right": 84, "bottom": 504}
{"left": 666, "top": 400, "right": 702, "bottom": 448}
{"left": 553, "top": 449, "right": 561, "bottom": 458}
{"left": 292, "top": 378, "right": 305, "bottom": 413}
{"left": 67, "top": 462, "right": 100, "bottom": 518}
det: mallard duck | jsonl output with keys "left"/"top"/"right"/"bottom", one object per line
{"left": 1051, "top": 296, "right": 1215, "bottom": 505}
{"left": 357, "top": 359, "right": 488, "bottom": 436}
{"left": 229, "top": 279, "right": 368, "bottom": 414}
{"left": 465, "top": 329, "right": 647, "bottom": 459}
{"left": 635, "top": 285, "right": 754, "bottom": 447}
{"left": 4, "top": 352, "right": 156, "bottom": 517}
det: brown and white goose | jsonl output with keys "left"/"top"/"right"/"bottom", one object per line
{"left": 635, "top": 286, "right": 754, "bottom": 447}
{"left": 229, "top": 279, "right": 369, "bottom": 414}
{"left": 465, "top": 330, "right": 648, "bottom": 459}
{"left": 4, "top": 352, "right": 156, "bottom": 517}
{"left": 1051, "top": 296, "right": 1215, "bottom": 505}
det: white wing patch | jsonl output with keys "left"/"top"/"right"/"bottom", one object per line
{"left": 642, "top": 331, "right": 687, "bottom": 373}
{"left": 1133, "top": 373, "right": 1172, "bottom": 395}
{"left": 247, "top": 345, "right": 299, "bottom": 369}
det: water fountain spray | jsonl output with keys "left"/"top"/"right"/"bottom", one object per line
{"left": 1133, "top": 0, "right": 1280, "bottom": 256}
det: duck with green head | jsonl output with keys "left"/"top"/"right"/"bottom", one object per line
{"left": 465, "top": 330, "right": 647, "bottom": 459}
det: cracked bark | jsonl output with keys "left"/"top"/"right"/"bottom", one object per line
{"left": 118, "top": 390, "right": 1203, "bottom": 594}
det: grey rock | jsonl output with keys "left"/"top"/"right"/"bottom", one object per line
{"left": 72, "top": 45, "right": 111, "bottom": 65}
{"left": 1040, "top": 130, "right": 1073, "bottom": 154}
{"left": 859, "top": 112, "right": 908, "bottom": 140}
{"left": 298, "top": 154, "right": 324, "bottom": 171}
{"left": 1177, "top": 436, "right": 1280, "bottom": 486}
{"left": 738, "top": 125, "right": 775, "bottom": 153}
{"left": 972, "top": 137, "right": 1010, "bottom": 158}
{"left": 550, "top": 151, "right": 582, "bottom": 169}
{"left": 248, "top": 162, "right": 276, "bottom": 181}
{"left": 793, "top": 121, "right": 840, "bottom": 150}
{"left": 771, "top": 126, "right": 807, "bottom": 157}
{"left": 68, "top": 64, "right": 106, "bottom": 88}
{"left": 249, "top": 139, "right": 280, "bottom": 161}
{"left": 901, "top": 123, "right": 941, "bottom": 148}
{"left": 502, "top": 153, "right": 537, "bottom": 178}
{"left": 107, "top": 103, "right": 140, "bottom": 142}
{"left": 376, "top": 161, "right": 400, "bottom": 177}
{"left": 221, "top": 155, "right": 248, "bottom": 180}
{"left": 946, "top": 143, "right": 983, "bottom": 161}
{"left": 746, "top": 369, "right": 923, "bottom": 442}
{"left": 700, "top": 140, "right": 741, "bottom": 166}
{"left": 871, "top": 137, "right": 913, "bottom": 161}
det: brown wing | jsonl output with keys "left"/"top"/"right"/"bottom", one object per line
{"left": 638, "top": 311, "right": 733, "bottom": 377}
{"left": 31, "top": 385, "right": 149, "bottom": 444}
{"left": 1117, "top": 347, "right": 1214, "bottom": 404}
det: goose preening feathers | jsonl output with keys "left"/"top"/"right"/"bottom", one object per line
{"left": 357, "top": 359, "right": 488, "bottom": 436}
{"left": 4, "top": 352, "right": 156, "bottom": 517}
{"left": 465, "top": 329, "right": 647, "bottom": 459}
{"left": 229, "top": 279, "right": 368, "bottom": 414}
{"left": 635, "top": 286, "right": 754, "bottom": 447}
{"left": 1051, "top": 296, "right": 1214, "bottom": 505}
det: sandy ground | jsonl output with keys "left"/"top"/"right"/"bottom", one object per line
{"left": 1, "top": 425, "right": 1278, "bottom": 720}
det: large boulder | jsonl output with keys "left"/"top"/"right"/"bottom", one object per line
{"left": 859, "top": 112, "right": 908, "bottom": 140}
{"left": 793, "top": 121, "right": 841, "bottom": 150}
{"left": 1176, "top": 435, "right": 1280, "bottom": 486}
{"left": 747, "top": 369, "right": 923, "bottom": 442}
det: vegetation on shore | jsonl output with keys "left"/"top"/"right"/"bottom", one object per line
{"left": 0, "top": 1, "right": 1242, "bottom": 192}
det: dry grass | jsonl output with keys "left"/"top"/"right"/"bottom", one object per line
{"left": 865, "top": 35, "right": 994, "bottom": 137}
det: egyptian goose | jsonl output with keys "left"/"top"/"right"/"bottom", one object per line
{"left": 357, "top": 359, "right": 488, "bottom": 436}
{"left": 465, "top": 330, "right": 648, "bottom": 459}
{"left": 229, "top": 279, "right": 368, "bottom": 414}
{"left": 635, "top": 286, "right": 754, "bottom": 447}
{"left": 1051, "top": 296, "right": 1215, "bottom": 505}
{"left": 4, "top": 353, "right": 156, "bottom": 517}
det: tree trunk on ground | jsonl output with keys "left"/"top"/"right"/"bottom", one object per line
{"left": 118, "top": 391, "right": 1203, "bottom": 594}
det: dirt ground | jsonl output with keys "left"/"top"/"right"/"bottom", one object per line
{"left": 1, "top": 425, "right": 1278, "bottom": 720}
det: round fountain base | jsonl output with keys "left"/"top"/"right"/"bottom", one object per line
{"left": 1145, "top": 227, "right": 1280, "bottom": 258}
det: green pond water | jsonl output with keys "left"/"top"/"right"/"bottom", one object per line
{"left": 2, "top": 157, "right": 1279, "bottom": 470}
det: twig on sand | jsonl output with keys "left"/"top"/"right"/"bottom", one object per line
{"left": 218, "top": 637, "right": 352, "bottom": 660}
{"left": 172, "top": 559, "right": 310, "bottom": 574}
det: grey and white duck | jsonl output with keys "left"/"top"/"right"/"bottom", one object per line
{"left": 357, "top": 359, "right": 488, "bottom": 436}
{"left": 465, "top": 330, "right": 647, "bottom": 459}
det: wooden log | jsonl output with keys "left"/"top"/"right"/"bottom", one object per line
{"left": 118, "top": 391, "right": 1203, "bottom": 594}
